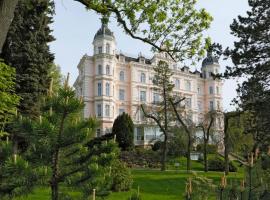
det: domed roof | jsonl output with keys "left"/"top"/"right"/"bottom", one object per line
{"left": 202, "top": 51, "right": 219, "bottom": 67}
{"left": 94, "top": 16, "right": 114, "bottom": 40}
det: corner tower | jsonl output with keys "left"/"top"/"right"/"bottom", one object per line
{"left": 92, "top": 16, "right": 116, "bottom": 136}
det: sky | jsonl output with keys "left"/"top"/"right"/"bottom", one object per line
{"left": 50, "top": 0, "right": 250, "bottom": 111}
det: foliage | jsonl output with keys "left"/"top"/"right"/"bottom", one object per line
{"left": 167, "top": 127, "right": 188, "bottom": 157}
{"left": 112, "top": 112, "right": 134, "bottom": 151}
{"left": 224, "top": 0, "right": 270, "bottom": 150}
{"left": 227, "top": 113, "right": 254, "bottom": 157}
{"left": 0, "top": 0, "right": 55, "bottom": 117}
{"left": 111, "top": 160, "right": 133, "bottom": 192}
{"left": 76, "top": 0, "right": 212, "bottom": 62}
{"left": 185, "top": 172, "right": 216, "bottom": 200}
{"left": 0, "top": 153, "right": 40, "bottom": 198}
{"left": 0, "top": 61, "right": 19, "bottom": 132}
{"left": 196, "top": 144, "right": 217, "bottom": 154}
{"left": 208, "top": 156, "right": 238, "bottom": 172}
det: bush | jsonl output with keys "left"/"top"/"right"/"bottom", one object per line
{"left": 120, "top": 149, "right": 160, "bottom": 168}
{"left": 129, "top": 193, "right": 142, "bottom": 200}
{"left": 196, "top": 144, "right": 218, "bottom": 154}
{"left": 111, "top": 160, "right": 133, "bottom": 192}
{"left": 152, "top": 141, "right": 163, "bottom": 151}
{"left": 112, "top": 113, "right": 134, "bottom": 151}
{"left": 208, "top": 156, "right": 238, "bottom": 172}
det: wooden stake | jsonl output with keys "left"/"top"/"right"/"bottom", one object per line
{"left": 49, "top": 78, "right": 53, "bottom": 97}
{"left": 92, "top": 189, "right": 96, "bottom": 200}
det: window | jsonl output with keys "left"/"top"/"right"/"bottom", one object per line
{"left": 136, "top": 127, "right": 144, "bottom": 141}
{"left": 216, "top": 86, "right": 219, "bottom": 95}
{"left": 106, "top": 65, "right": 110, "bottom": 75}
{"left": 140, "top": 72, "right": 146, "bottom": 83}
{"left": 105, "top": 105, "right": 110, "bottom": 117}
{"left": 197, "top": 101, "right": 202, "bottom": 111}
{"left": 217, "top": 101, "right": 220, "bottom": 110}
{"left": 97, "top": 83, "right": 102, "bottom": 96}
{"left": 97, "top": 104, "right": 102, "bottom": 117}
{"left": 106, "top": 43, "right": 110, "bottom": 54}
{"left": 185, "top": 98, "right": 192, "bottom": 108}
{"left": 153, "top": 92, "right": 160, "bottom": 104}
{"left": 98, "top": 65, "right": 102, "bottom": 75}
{"left": 185, "top": 80, "right": 191, "bottom": 91}
{"left": 175, "top": 79, "right": 180, "bottom": 90}
{"left": 105, "top": 82, "right": 110, "bottom": 96}
{"left": 119, "top": 89, "right": 125, "bottom": 100}
{"left": 210, "top": 101, "right": 214, "bottom": 111}
{"left": 119, "top": 71, "right": 124, "bottom": 81}
{"left": 209, "top": 86, "right": 214, "bottom": 94}
{"left": 209, "top": 72, "right": 212, "bottom": 78}
{"left": 119, "top": 108, "right": 125, "bottom": 115}
{"left": 197, "top": 87, "right": 201, "bottom": 94}
{"left": 98, "top": 46, "right": 102, "bottom": 54}
{"left": 140, "top": 91, "right": 146, "bottom": 102}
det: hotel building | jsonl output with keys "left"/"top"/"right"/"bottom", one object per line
{"left": 74, "top": 20, "right": 223, "bottom": 146}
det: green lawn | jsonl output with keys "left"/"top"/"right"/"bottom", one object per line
{"left": 16, "top": 169, "right": 243, "bottom": 200}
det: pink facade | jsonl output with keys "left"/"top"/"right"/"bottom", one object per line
{"left": 74, "top": 21, "right": 223, "bottom": 146}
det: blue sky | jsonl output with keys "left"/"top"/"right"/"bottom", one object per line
{"left": 50, "top": 0, "right": 250, "bottom": 111}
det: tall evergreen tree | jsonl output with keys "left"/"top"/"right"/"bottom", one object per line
{"left": 112, "top": 112, "right": 134, "bottom": 151}
{"left": 0, "top": 0, "right": 55, "bottom": 117}
{"left": 225, "top": 0, "right": 270, "bottom": 151}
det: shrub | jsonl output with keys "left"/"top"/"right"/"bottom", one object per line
{"left": 208, "top": 156, "right": 237, "bottom": 172}
{"left": 152, "top": 141, "right": 163, "bottom": 151}
{"left": 112, "top": 113, "right": 134, "bottom": 151}
{"left": 261, "top": 154, "right": 270, "bottom": 170}
{"left": 129, "top": 193, "right": 142, "bottom": 200}
{"left": 111, "top": 160, "right": 133, "bottom": 192}
{"left": 196, "top": 144, "right": 218, "bottom": 154}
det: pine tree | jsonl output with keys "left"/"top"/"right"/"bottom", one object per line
{"left": 225, "top": 0, "right": 270, "bottom": 150}
{"left": 112, "top": 112, "right": 134, "bottom": 151}
{"left": 0, "top": 0, "right": 55, "bottom": 117}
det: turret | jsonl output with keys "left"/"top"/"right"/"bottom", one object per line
{"left": 201, "top": 50, "right": 220, "bottom": 79}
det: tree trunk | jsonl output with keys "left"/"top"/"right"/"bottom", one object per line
{"left": 161, "top": 86, "right": 168, "bottom": 171}
{"left": 187, "top": 132, "right": 191, "bottom": 172}
{"left": 0, "top": 0, "right": 18, "bottom": 53}
{"left": 50, "top": 113, "right": 66, "bottom": 200}
{"left": 161, "top": 134, "right": 167, "bottom": 171}
{"left": 203, "top": 138, "right": 208, "bottom": 172}
{"left": 224, "top": 116, "right": 229, "bottom": 175}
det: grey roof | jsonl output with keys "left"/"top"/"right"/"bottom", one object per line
{"left": 202, "top": 51, "right": 219, "bottom": 67}
{"left": 94, "top": 20, "right": 114, "bottom": 40}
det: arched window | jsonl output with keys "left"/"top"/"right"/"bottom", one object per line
{"left": 106, "top": 43, "right": 110, "bottom": 54}
{"left": 140, "top": 72, "right": 146, "bottom": 83}
{"left": 106, "top": 82, "right": 110, "bottom": 96}
{"left": 106, "top": 65, "right": 110, "bottom": 75}
{"left": 97, "top": 83, "right": 102, "bottom": 96}
{"left": 119, "top": 71, "right": 124, "bottom": 81}
{"left": 98, "top": 65, "right": 102, "bottom": 75}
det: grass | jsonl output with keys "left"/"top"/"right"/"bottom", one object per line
{"left": 16, "top": 169, "right": 244, "bottom": 200}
